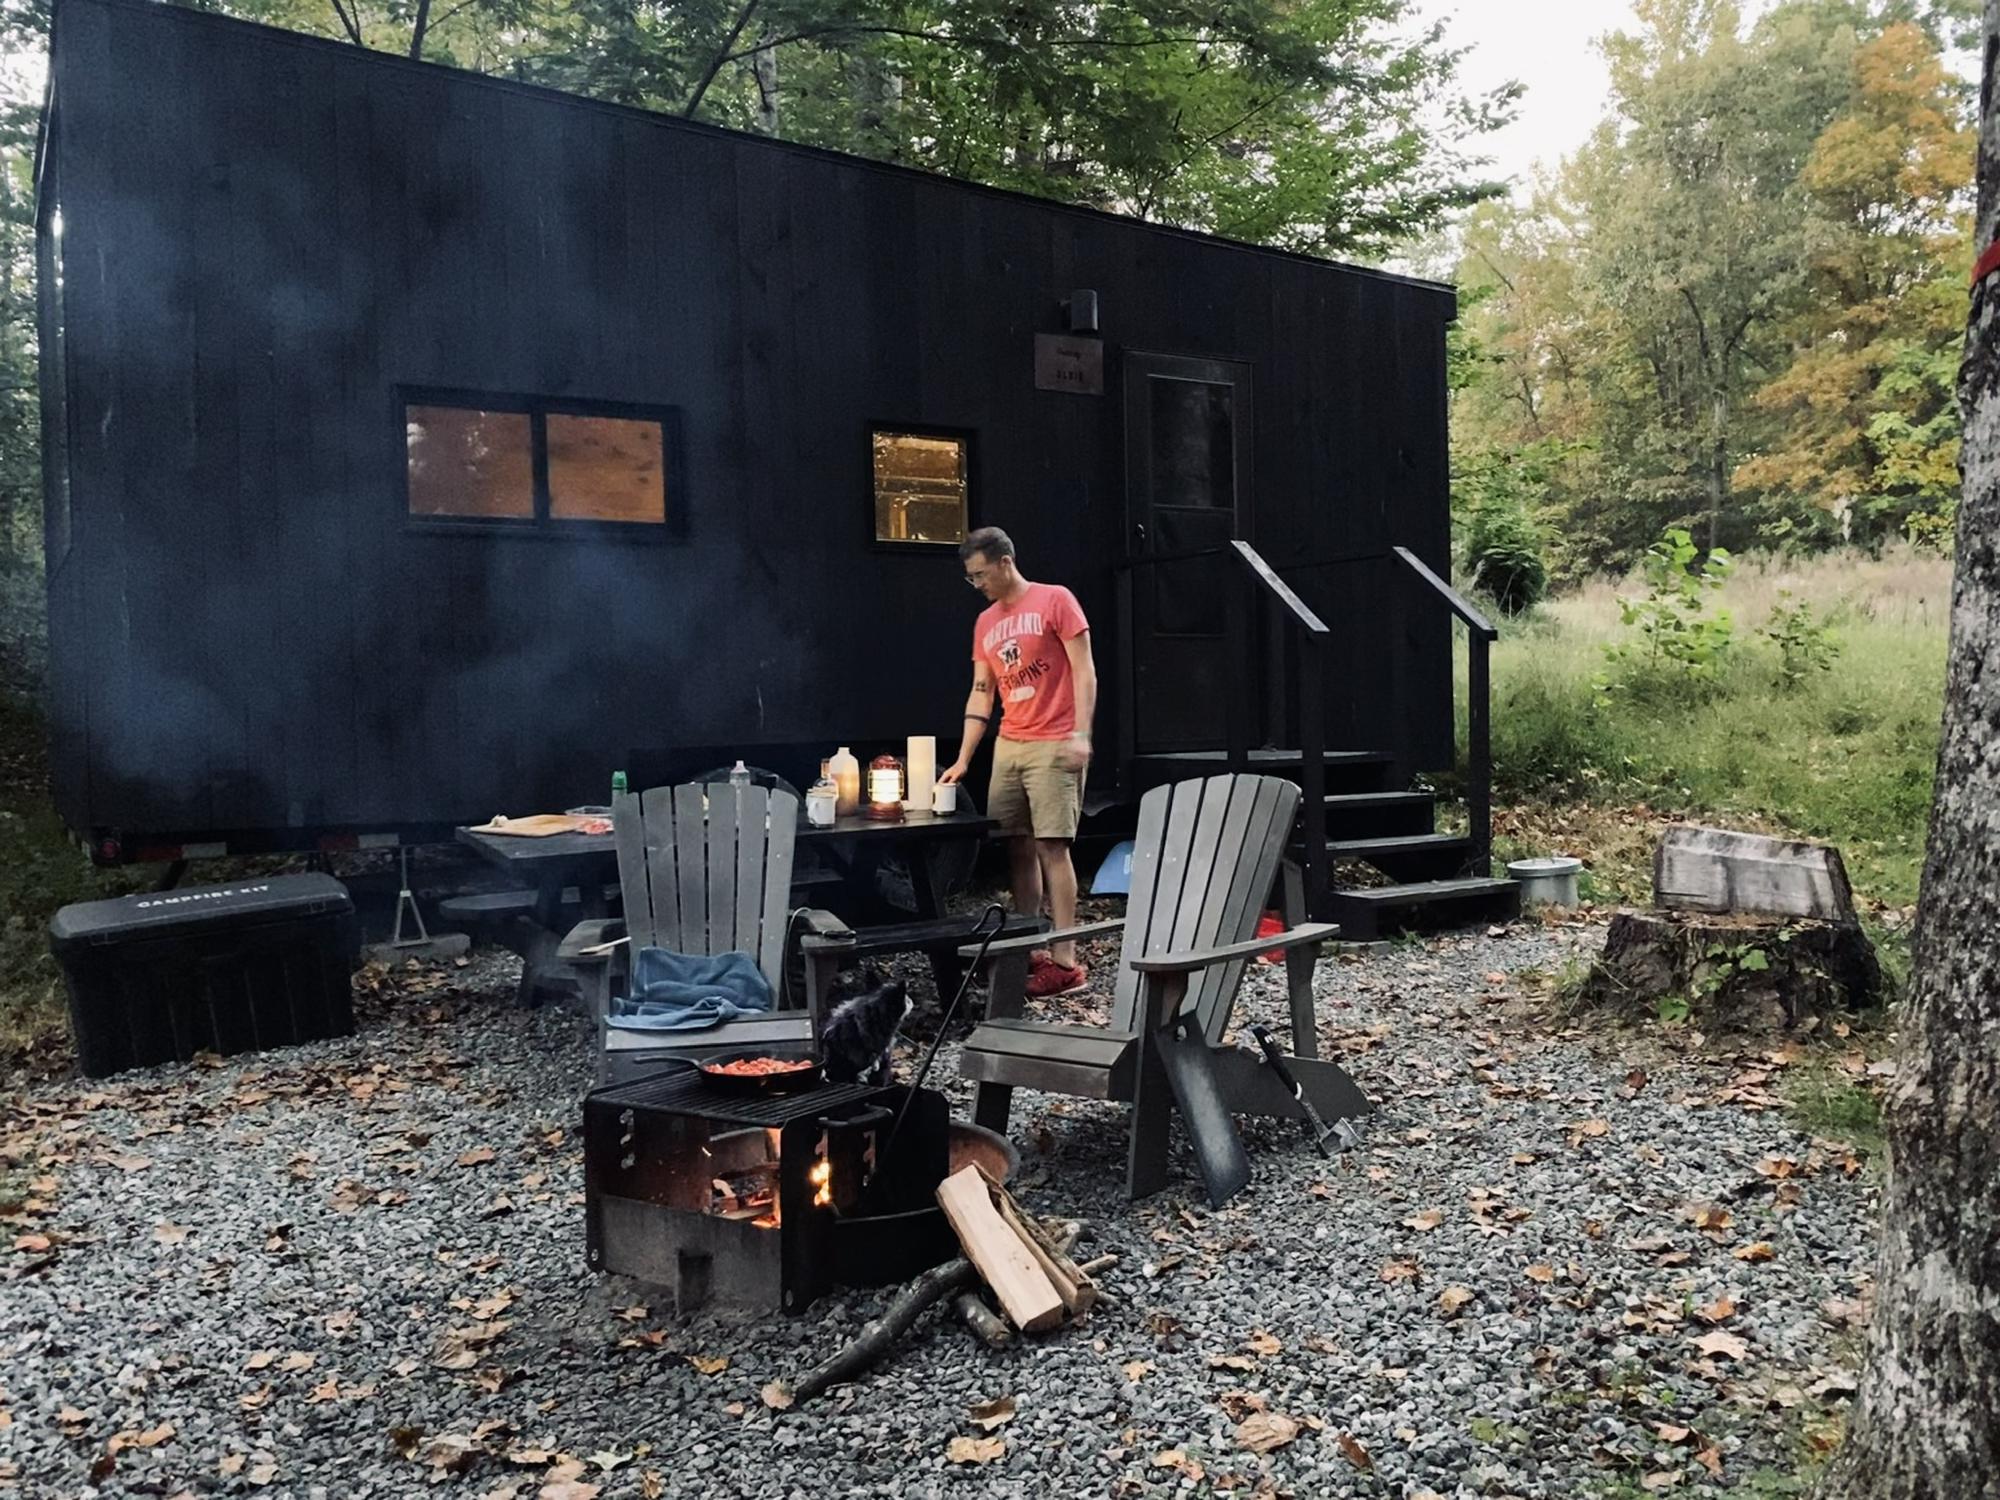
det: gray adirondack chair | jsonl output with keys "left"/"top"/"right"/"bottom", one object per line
{"left": 958, "top": 774, "right": 1372, "bottom": 1205}
{"left": 559, "top": 783, "right": 846, "bottom": 1083}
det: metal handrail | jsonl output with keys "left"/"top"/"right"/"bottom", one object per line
{"left": 1391, "top": 546, "right": 1498, "bottom": 639}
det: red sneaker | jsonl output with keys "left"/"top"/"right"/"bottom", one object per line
{"left": 1026, "top": 961, "right": 1089, "bottom": 998}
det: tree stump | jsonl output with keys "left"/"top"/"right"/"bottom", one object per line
{"left": 1575, "top": 910, "right": 1880, "bottom": 1029}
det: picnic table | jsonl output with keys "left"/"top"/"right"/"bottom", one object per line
{"left": 455, "top": 806, "right": 1002, "bottom": 1004}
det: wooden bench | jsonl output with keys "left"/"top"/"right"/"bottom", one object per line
{"left": 802, "top": 912, "right": 1046, "bottom": 1012}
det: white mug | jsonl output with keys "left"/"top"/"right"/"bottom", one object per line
{"left": 931, "top": 782, "right": 959, "bottom": 814}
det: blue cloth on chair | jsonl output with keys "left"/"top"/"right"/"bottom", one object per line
{"left": 608, "top": 948, "right": 775, "bottom": 1031}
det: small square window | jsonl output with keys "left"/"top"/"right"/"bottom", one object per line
{"left": 548, "top": 413, "right": 668, "bottom": 524}
{"left": 405, "top": 404, "right": 534, "bottom": 519}
{"left": 873, "top": 430, "right": 968, "bottom": 545}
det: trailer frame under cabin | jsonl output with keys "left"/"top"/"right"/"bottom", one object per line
{"left": 34, "top": 0, "right": 1515, "bottom": 934}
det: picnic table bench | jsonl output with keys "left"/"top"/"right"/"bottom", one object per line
{"left": 454, "top": 802, "right": 1005, "bottom": 1006}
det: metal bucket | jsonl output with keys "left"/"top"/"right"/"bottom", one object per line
{"left": 1507, "top": 855, "right": 1582, "bottom": 908}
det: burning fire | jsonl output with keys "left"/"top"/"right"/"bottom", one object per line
{"left": 810, "top": 1157, "right": 832, "bottom": 1208}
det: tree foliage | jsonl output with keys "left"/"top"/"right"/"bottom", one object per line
{"left": 1451, "top": 0, "right": 1974, "bottom": 577}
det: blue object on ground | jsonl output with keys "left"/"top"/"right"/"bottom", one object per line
{"left": 1091, "top": 840, "right": 1135, "bottom": 895}
{"left": 608, "top": 947, "right": 774, "bottom": 1031}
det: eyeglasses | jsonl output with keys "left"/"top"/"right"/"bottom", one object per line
{"left": 963, "top": 568, "right": 992, "bottom": 588}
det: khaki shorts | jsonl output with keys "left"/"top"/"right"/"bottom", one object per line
{"left": 988, "top": 736, "right": 1085, "bottom": 840}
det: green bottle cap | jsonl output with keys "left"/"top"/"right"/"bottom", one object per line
{"left": 611, "top": 770, "right": 628, "bottom": 794}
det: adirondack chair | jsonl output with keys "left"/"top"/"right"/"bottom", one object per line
{"left": 558, "top": 783, "right": 847, "bottom": 1083}
{"left": 958, "top": 774, "right": 1372, "bottom": 1205}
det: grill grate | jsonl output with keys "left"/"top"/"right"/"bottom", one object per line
{"left": 586, "top": 1069, "right": 886, "bottom": 1128}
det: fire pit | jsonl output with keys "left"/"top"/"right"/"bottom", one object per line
{"left": 583, "top": 1067, "right": 958, "bottom": 1314}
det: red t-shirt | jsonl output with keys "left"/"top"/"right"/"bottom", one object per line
{"left": 973, "top": 582, "right": 1090, "bottom": 741}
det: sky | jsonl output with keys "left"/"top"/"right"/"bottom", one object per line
{"left": 1417, "top": 0, "right": 1643, "bottom": 200}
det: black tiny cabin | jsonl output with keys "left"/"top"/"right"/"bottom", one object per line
{"left": 37, "top": 0, "right": 1494, "bottom": 925}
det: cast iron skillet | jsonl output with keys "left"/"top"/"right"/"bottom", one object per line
{"left": 695, "top": 1048, "right": 824, "bottom": 1097}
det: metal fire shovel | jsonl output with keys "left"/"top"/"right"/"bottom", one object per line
{"left": 1248, "top": 1023, "right": 1360, "bottom": 1157}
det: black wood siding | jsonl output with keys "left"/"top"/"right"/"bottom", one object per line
{"left": 41, "top": 0, "right": 1456, "bottom": 846}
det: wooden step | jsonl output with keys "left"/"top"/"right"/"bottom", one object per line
{"left": 1132, "top": 749, "right": 1395, "bottom": 794}
{"left": 1319, "top": 791, "right": 1437, "bottom": 839}
{"left": 1326, "top": 877, "right": 1521, "bottom": 940}
{"left": 1324, "top": 832, "right": 1473, "bottom": 882}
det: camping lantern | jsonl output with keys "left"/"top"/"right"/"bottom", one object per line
{"left": 866, "top": 755, "right": 905, "bottom": 821}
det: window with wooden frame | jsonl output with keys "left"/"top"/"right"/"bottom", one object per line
{"left": 871, "top": 427, "right": 970, "bottom": 547}
{"left": 402, "top": 388, "right": 683, "bottom": 536}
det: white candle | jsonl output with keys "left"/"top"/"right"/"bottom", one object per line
{"left": 906, "top": 734, "right": 937, "bottom": 810}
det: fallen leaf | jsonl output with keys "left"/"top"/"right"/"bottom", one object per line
{"left": 966, "top": 1396, "right": 1016, "bottom": 1431}
{"left": 12, "top": 1233, "right": 52, "bottom": 1253}
{"left": 1641, "top": 1471, "right": 1681, "bottom": 1492}
{"left": 136, "top": 1423, "right": 175, "bottom": 1448}
{"left": 1207, "top": 1353, "right": 1257, "bottom": 1372}
{"left": 1622, "top": 1068, "right": 1649, "bottom": 1096}
{"left": 1733, "top": 1242, "right": 1776, "bottom": 1263}
{"left": 153, "top": 1223, "right": 189, "bottom": 1245}
{"left": 640, "top": 1473, "right": 663, "bottom": 1500}
{"left": 239, "top": 1386, "right": 272, "bottom": 1411}
{"left": 1438, "top": 1286, "right": 1475, "bottom": 1317}
{"left": 1245, "top": 1330, "right": 1281, "bottom": 1356}
{"left": 219, "top": 1454, "right": 247, "bottom": 1475}
{"left": 1403, "top": 1210, "right": 1444, "bottom": 1233}
{"left": 1233, "top": 1411, "right": 1299, "bottom": 1454}
{"left": 1568, "top": 1119, "right": 1611, "bottom": 1147}
{"left": 1697, "top": 1297, "right": 1738, "bottom": 1324}
{"left": 1152, "top": 1450, "right": 1205, "bottom": 1482}
{"left": 1654, "top": 1423, "right": 1692, "bottom": 1443}
{"left": 945, "top": 1435, "right": 1005, "bottom": 1465}
{"left": 247, "top": 1461, "right": 278, "bottom": 1485}
{"left": 760, "top": 1382, "right": 794, "bottom": 1411}
{"left": 1696, "top": 1445, "right": 1724, "bottom": 1476}
{"left": 1380, "top": 1259, "right": 1421, "bottom": 1283}
{"left": 457, "top": 1147, "right": 496, "bottom": 1167}
{"left": 1693, "top": 1204, "right": 1733, "bottom": 1233}
{"left": 1122, "top": 1361, "right": 1155, "bottom": 1383}
{"left": 281, "top": 1351, "right": 316, "bottom": 1372}
{"left": 586, "top": 1452, "right": 630, "bottom": 1472}
{"left": 243, "top": 1351, "right": 277, "bottom": 1371}
{"left": 686, "top": 1355, "right": 728, "bottom": 1376}
{"left": 1694, "top": 1330, "right": 1750, "bottom": 1361}
{"left": 1524, "top": 1263, "right": 1556, "bottom": 1283}
{"left": 1336, "top": 1431, "right": 1373, "bottom": 1470}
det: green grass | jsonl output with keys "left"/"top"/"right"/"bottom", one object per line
{"left": 1782, "top": 1064, "right": 1887, "bottom": 1158}
{"left": 1469, "top": 547, "right": 1949, "bottom": 909}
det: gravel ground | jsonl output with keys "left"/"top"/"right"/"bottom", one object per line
{"left": 0, "top": 920, "right": 1881, "bottom": 1499}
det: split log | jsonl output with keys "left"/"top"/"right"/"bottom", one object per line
{"left": 953, "top": 1290, "right": 1012, "bottom": 1349}
{"left": 778, "top": 1256, "right": 978, "bottom": 1404}
{"left": 1575, "top": 909, "right": 1880, "bottom": 1028}
{"left": 935, "top": 1165, "right": 1065, "bottom": 1332}
{"left": 991, "top": 1182, "right": 1098, "bottom": 1320}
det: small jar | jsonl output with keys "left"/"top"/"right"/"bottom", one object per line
{"left": 807, "top": 761, "right": 838, "bottom": 827}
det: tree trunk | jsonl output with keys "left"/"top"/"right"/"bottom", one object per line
{"left": 752, "top": 45, "right": 780, "bottom": 136}
{"left": 1708, "top": 385, "right": 1727, "bottom": 553}
{"left": 1816, "top": 8, "right": 2000, "bottom": 1492}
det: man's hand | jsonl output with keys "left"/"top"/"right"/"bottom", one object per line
{"left": 939, "top": 760, "right": 970, "bottom": 785}
{"left": 1055, "top": 733, "right": 1092, "bottom": 772}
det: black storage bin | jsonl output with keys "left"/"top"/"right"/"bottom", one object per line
{"left": 50, "top": 874, "right": 358, "bottom": 1078}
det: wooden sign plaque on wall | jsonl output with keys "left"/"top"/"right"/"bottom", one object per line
{"left": 1034, "top": 334, "right": 1105, "bottom": 396}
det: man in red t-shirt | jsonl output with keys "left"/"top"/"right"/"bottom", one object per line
{"left": 940, "top": 526, "right": 1098, "bottom": 997}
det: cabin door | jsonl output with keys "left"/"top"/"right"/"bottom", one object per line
{"left": 1123, "top": 352, "right": 1254, "bottom": 753}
